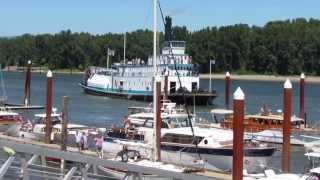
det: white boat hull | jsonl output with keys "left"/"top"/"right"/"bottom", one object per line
{"left": 248, "top": 130, "right": 306, "bottom": 146}
{"left": 0, "top": 123, "right": 22, "bottom": 136}
{"left": 102, "top": 140, "right": 274, "bottom": 173}
{"left": 18, "top": 131, "right": 45, "bottom": 141}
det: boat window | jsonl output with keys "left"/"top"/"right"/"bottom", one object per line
{"left": 204, "top": 139, "right": 208, "bottom": 145}
{"left": 161, "top": 121, "right": 169, "bottom": 128}
{"left": 162, "top": 133, "right": 203, "bottom": 145}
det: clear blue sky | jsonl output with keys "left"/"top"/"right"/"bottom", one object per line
{"left": 1, "top": 0, "right": 320, "bottom": 36}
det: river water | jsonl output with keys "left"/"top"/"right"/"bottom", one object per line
{"left": 2, "top": 71, "right": 320, "bottom": 173}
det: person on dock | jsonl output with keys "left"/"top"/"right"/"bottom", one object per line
{"left": 75, "top": 131, "right": 82, "bottom": 151}
{"left": 94, "top": 134, "right": 103, "bottom": 158}
{"left": 82, "top": 132, "right": 88, "bottom": 150}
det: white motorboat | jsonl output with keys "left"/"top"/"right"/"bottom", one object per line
{"left": 208, "top": 108, "right": 307, "bottom": 146}
{"left": 248, "top": 130, "right": 306, "bottom": 146}
{"left": 19, "top": 110, "right": 90, "bottom": 142}
{"left": 98, "top": 159, "right": 184, "bottom": 180}
{"left": 244, "top": 152, "right": 320, "bottom": 180}
{"left": 103, "top": 124, "right": 276, "bottom": 173}
{"left": 0, "top": 109, "right": 24, "bottom": 136}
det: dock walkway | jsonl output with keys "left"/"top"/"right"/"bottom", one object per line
{"left": 0, "top": 134, "right": 232, "bottom": 180}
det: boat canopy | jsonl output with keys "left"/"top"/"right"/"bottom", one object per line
{"left": 34, "top": 113, "right": 61, "bottom": 118}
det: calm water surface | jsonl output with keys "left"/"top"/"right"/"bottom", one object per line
{"left": 2, "top": 72, "right": 320, "bottom": 173}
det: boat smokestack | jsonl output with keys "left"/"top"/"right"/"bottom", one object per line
{"left": 23, "top": 60, "right": 32, "bottom": 106}
{"left": 299, "top": 73, "right": 305, "bottom": 121}
{"left": 232, "top": 87, "right": 245, "bottom": 180}
{"left": 164, "top": 16, "right": 172, "bottom": 41}
{"left": 45, "top": 70, "right": 53, "bottom": 144}
{"left": 282, "top": 79, "right": 292, "bottom": 173}
{"left": 225, "top": 72, "right": 231, "bottom": 109}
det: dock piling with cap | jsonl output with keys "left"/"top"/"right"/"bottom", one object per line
{"left": 282, "top": 79, "right": 292, "bottom": 173}
{"left": 225, "top": 72, "right": 230, "bottom": 109}
{"left": 23, "top": 60, "right": 32, "bottom": 106}
{"left": 299, "top": 73, "right": 305, "bottom": 121}
{"left": 45, "top": 70, "right": 53, "bottom": 144}
{"left": 232, "top": 87, "right": 245, "bottom": 180}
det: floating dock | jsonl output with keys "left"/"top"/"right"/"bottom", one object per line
{"left": 0, "top": 134, "right": 231, "bottom": 180}
{"left": 2, "top": 103, "right": 44, "bottom": 110}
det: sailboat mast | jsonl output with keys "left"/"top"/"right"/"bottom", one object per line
{"left": 153, "top": 0, "right": 159, "bottom": 162}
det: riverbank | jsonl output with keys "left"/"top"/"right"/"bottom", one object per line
{"left": 200, "top": 74, "right": 320, "bottom": 83}
{"left": 2, "top": 66, "right": 84, "bottom": 75}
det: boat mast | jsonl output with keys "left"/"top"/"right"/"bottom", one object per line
{"left": 153, "top": 0, "right": 159, "bottom": 162}
{"left": 123, "top": 32, "right": 126, "bottom": 64}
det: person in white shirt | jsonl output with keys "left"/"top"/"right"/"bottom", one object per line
{"left": 75, "top": 131, "right": 82, "bottom": 150}
{"left": 82, "top": 132, "right": 88, "bottom": 150}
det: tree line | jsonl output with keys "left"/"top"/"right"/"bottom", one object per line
{"left": 1, "top": 17, "right": 320, "bottom": 75}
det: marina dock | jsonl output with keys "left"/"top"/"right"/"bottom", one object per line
{"left": 0, "top": 133, "right": 232, "bottom": 180}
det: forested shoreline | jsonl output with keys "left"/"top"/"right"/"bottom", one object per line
{"left": 1, "top": 18, "right": 320, "bottom": 75}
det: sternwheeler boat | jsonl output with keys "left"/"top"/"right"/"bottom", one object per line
{"left": 79, "top": 17, "right": 217, "bottom": 105}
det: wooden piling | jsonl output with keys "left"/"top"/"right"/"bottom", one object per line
{"left": 232, "top": 87, "right": 245, "bottom": 180}
{"left": 299, "top": 73, "right": 305, "bottom": 120}
{"left": 164, "top": 73, "right": 168, "bottom": 100}
{"left": 225, "top": 72, "right": 230, "bottom": 109}
{"left": 23, "top": 60, "right": 32, "bottom": 106}
{"left": 155, "top": 78, "right": 161, "bottom": 161}
{"left": 61, "top": 96, "right": 68, "bottom": 151}
{"left": 45, "top": 71, "right": 53, "bottom": 144}
{"left": 61, "top": 96, "right": 68, "bottom": 175}
{"left": 282, "top": 79, "right": 292, "bottom": 173}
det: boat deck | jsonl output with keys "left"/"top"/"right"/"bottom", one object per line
{"left": 80, "top": 83, "right": 217, "bottom": 105}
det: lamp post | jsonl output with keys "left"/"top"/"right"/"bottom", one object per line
{"left": 209, "top": 59, "right": 215, "bottom": 93}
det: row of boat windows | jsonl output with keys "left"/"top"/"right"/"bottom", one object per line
{"left": 162, "top": 134, "right": 203, "bottom": 145}
{"left": 116, "top": 71, "right": 197, "bottom": 77}
{"left": 115, "top": 80, "right": 152, "bottom": 89}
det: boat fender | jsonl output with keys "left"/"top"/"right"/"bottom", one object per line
{"left": 3, "top": 146, "right": 15, "bottom": 156}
